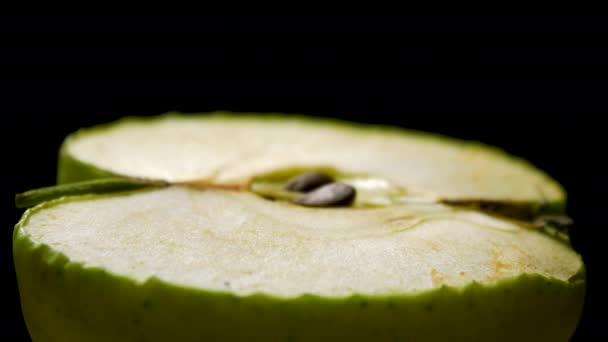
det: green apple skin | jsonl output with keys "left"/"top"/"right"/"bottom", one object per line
{"left": 57, "top": 143, "right": 115, "bottom": 184}
{"left": 15, "top": 198, "right": 585, "bottom": 342}
{"left": 14, "top": 112, "right": 582, "bottom": 341}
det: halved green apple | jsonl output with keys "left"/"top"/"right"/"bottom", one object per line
{"left": 14, "top": 112, "right": 585, "bottom": 341}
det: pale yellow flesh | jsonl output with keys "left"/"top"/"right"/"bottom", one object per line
{"left": 66, "top": 116, "right": 563, "bottom": 203}
{"left": 23, "top": 187, "right": 581, "bottom": 298}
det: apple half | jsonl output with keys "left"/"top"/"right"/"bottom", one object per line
{"left": 14, "top": 113, "right": 585, "bottom": 341}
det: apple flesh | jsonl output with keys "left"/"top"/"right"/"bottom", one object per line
{"left": 15, "top": 187, "right": 584, "bottom": 341}
{"left": 14, "top": 112, "right": 585, "bottom": 341}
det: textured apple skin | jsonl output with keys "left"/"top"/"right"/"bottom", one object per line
{"left": 13, "top": 112, "right": 583, "bottom": 341}
{"left": 14, "top": 198, "right": 585, "bottom": 342}
{"left": 57, "top": 143, "right": 115, "bottom": 184}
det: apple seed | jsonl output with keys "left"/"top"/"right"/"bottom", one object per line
{"left": 285, "top": 172, "right": 334, "bottom": 192}
{"left": 293, "top": 182, "right": 356, "bottom": 207}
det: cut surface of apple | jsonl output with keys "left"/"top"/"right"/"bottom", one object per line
{"left": 60, "top": 113, "right": 564, "bottom": 205}
{"left": 14, "top": 112, "right": 585, "bottom": 341}
{"left": 20, "top": 186, "right": 581, "bottom": 297}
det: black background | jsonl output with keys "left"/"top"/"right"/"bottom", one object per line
{"left": 2, "top": 16, "right": 606, "bottom": 341}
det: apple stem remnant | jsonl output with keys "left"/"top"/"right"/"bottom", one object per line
{"left": 15, "top": 178, "right": 248, "bottom": 210}
{"left": 15, "top": 177, "right": 169, "bottom": 209}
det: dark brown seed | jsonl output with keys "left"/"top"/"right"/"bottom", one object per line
{"left": 285, "top": 172, "right": 334, "bottom": 192}
{"left": 293, "top": 182, "right": 356, "bottom": 207}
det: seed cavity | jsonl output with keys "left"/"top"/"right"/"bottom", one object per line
{"left": 285, "top": 172, "right": 334, "bottom": 192}
{"left": 293, "top": 182, "right": 356, "bottom": 207}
